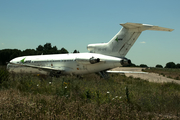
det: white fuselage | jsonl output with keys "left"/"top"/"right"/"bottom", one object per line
{"left": 7, "top": 22, "right": 173, "bottom": 76}
{"left": 7, "top": 53, "right": 123, "bottom": 75}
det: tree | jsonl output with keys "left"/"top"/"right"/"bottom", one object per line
{"left": 21, "top": 49, "right": 36, "bottom": 56}
{"left": 59, "top": 48, "right": 68, "bottom": 54}
{"left": 165, "top": 62, "right": 176, "bottom": 68}
{"left": 43, "top": 43, "right": 52, "bottom": 54}
{"left": 176, "top": 63, "right": 180, "bottom": 68}
{"left": 44, "top": 43, "right": 52, "bottom": 51}
{"left": 51, "top": 46, "right": 58, "bottom": 54}
{"left": 155, "top": 64, "right": 163, "bottom": 68}
{"left": 36, "top": 45, "right": 44, "bottom": 55}
{"left": 73, "top": 50, "right": 79, "bottom": 53}
{"left": 10, "top": 49, "right": 21, "bottom": 60}
{"left": 0, "top": 49, "right": 21, "bottom": 65}
{"left": 36, "top": 45, "right": 44, "bottom": 51}
{"left": 39, "top": 43, "right": 59, "bottom": 54}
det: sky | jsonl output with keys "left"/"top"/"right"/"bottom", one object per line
{"left": 0, "top": 0, "right": 179, "bottom": 67}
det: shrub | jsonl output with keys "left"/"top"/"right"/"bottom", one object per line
{"left": 155, "top": 64, "right": 163, "bottom": 68}
{"left": 165, "top": 62, "right": 176, "bottom": 68}
{"left": 140, "top": 64, "right": 148, "bottom": 68}
{"left": 0, "top": 67, "right": 9, "bottom": 84}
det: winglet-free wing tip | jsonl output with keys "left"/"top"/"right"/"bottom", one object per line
{"left": 169, "top": 29, "right": 174, "bottom": 32}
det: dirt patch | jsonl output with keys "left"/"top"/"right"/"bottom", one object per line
{"left": 111, "top": 67, "right": 180, "bottom": 84}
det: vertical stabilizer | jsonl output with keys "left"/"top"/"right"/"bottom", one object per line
{"left": 87, "top": 22, "right": 173, "bottom": 57}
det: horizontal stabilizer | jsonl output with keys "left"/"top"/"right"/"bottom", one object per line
{"left": 120, "top": 23, "right": 174, "bottom": 32}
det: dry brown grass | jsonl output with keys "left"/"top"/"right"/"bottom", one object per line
{"left": 0, "top": 89, "right": 169, "bottom": 120}
{"left": 0, "top": 89, "right": 130, "bottom": 119}
{"left": 0, "top": 71, "right": 180, "bottom": 119}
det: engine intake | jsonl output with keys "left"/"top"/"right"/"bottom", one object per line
{"left": 120, "top": 58, "right": 131, "bottom": 66}
{"left": 75, "top": 57, "right": 100, "bottom": 64}
{"left": 89, "top": 57, "right": 100, "bottom": 64}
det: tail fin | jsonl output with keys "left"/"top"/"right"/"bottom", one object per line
{"left": 87, "top": 22, "right": 173, "bottom": 57}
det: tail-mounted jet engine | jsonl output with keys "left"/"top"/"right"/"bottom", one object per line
{"left": 76, "top": 57, "right": 100, "bottom": 64}
{"left": 89, "top": 57, "right": 100, "bottom": 64}
{"left": 120, "top": 58, "right": 131, "bottom": 66}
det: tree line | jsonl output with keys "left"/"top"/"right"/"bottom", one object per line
{"left": 145, "top": 62, "right": 180, "bottom": 68}
{"left": 0, "top": 43, "right": 79, "bottom": 65}
{"left": 125, "top": 63, "right": 180, "bottom": 69}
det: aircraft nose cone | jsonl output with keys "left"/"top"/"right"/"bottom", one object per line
{"left": 10, "top": 60, "right": 13, "bottom": 63}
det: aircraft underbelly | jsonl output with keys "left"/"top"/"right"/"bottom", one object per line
{"left": 85, "top": 62, "right": 121, "bottom": 74}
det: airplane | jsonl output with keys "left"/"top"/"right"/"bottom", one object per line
{"left": 7, "top": 22, "right": 173, "bottom": 78}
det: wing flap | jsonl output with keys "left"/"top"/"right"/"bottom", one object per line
{"left": 9, "top": 62, "right": 66, "bottom": 72}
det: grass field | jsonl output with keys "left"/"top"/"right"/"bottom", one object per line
{"left": 144, "top": 68, "right": 180, "bottom": 80}
{"left": 0, "top": 67, "right": 180, "bottom": 119}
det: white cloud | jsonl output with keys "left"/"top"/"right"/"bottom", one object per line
{"left": 140, "top": 41, "right": 146, "bottom": 44}
{"left": 1, "top": 43, "right": 4, "bottom": 45}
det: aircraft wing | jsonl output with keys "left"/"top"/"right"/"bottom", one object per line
{"left": 9, "top": 62, "right": 67, "bottom": 72}
{"left": 106, "top": 70, "right": 148, "bottom": 74}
